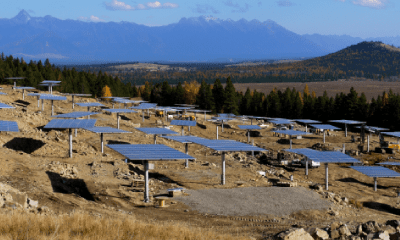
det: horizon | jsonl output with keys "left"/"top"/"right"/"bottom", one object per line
{"left": 1, "top": 0, "right": 398, "bottom": 39}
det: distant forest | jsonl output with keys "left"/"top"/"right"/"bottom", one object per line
{"left": 1, "top": 43, "right": 400, "bottom": 130}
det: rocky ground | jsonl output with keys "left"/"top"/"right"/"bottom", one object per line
{"left": 0, "top": 85, "right": 400, "bottom": 239}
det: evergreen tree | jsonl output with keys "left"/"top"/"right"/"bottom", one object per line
{"left": 174, "top": 82, "right": 185, "bottom": 104}
{"left": 223, "top": 77, "right": 238, "bottom": 114}
{"left": 212, "top": 78, "right": 225, "bottom": 113}
{"left": 196, "top": 80, "right": 215, "bottom": 112}
{"left": 240, "top": 88, "right": 252, "bottom": 115}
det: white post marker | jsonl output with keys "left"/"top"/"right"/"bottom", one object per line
{"left": 221, "top": 152, "right": 226, "bottom": 185}
{"left": 325, "top": 163, "right": 329, "bottom": 190}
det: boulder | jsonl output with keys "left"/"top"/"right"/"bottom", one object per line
{"left": 276, "top": 228, "right": 314, "bottom": 240}
{"left": 8, "top": 191, "right": 27, "bottom": 208}
{"left": 390, "top": 232, "right": 400, "bottom": 240}
{"left": 386, "top": 220, "right": 400, "bottom": 228}
{"left": 362, "top": 221, "right": 379, "bottom": 233}
{"left": 373, "top": 231, "right": 390, "bottom": 240}
{"left": 309, "top": 228, "right": 329, "bottom": 240}
{"left": 338, "top": 224, "right": 352, "bottom": 237}
{"left": 27, "top": 198, "right": 38, "bottom": 208}
{"left": 380, "top": 225, "right": 396, "bottom": 234}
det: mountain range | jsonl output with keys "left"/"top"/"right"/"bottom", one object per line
{"left": 1, "top": 10, "right": 399, "bottom": 64}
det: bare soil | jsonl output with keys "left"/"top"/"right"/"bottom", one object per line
{"left": 1, "top": 84, "right": 400, "bottom": 239}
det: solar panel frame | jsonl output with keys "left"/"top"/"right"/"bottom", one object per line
{"left": 377, "top": 161, "right": 400, "bottom": 166}
{"left": 106, "top": 144, "right": 195, "bottom": 160}
{"left": 170, "top": 120, "right": 197, "bottom": 126}
{"left": 269, "top": 119, "right": 295, "bottom": 125}
{"left": 104, "top": 109, "right": 137, "bottom": 113}
{"left": 295, "top": 119, "right": 321, "bottom": 124}
{"left": 0, "top": 92, "right": 7, "bottom": 95}
{"left": 162, "top": 135, "right": 205, "bottom": 143}
{"left": 136, "top": 127, "right": 178, "bottom": 135}
{"left": 14, "top": 87, "right": 35, "bottom": 90}
{"left": 0, "top": 121, "right": 19, "bottom": 132}
{"left": 39, "top": 95, "right": 67, "bottom": 101}
{"left": 238, "top": 125, "right": 262, "bottom": 130}
{"left": 61, "top": 93, "right": 92, "bottom": 97}
{"left": 75, "top": 102, "right": 105, "bottom": 107}
{"left": 381, "top": 132, "right": 400, "bottom": 138}
{"left": 329, "top": 120, "right": 366, "bottom": 125}
{"left": 309, "top": 124, "right": 341, "bottom": 130}
{"left": 284, "top": 148, "right": 361, "bottom": 163}
{"left": 187, "top": 109, "right": 212, "bottom": 113}
{"left": 189, "top": 139, "right": 266, "bottom": 152}
{"left": 354, "top": 126, "right": 389, "bottom": 132}
{"left": 53, "top": 111, "right": 100, "bottom": 118}
{"left": 272, "top": 130, "right": 311, "bottom": 136}
{"left": 0, "top": 103, "right": 14, "bottom": 109}
{"left": 41, "top": 80, "right": 61, "bottom": 84}
{"left": 85, "top": 127, "right": 131, "bottom": 134}
{"left": 44, "top": 119, "right": 96, "bottom": 129}
{"left": 350, "top": 166, "right": 400, "bottom": 178}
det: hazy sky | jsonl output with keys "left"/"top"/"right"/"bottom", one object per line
{"left": 2, "top": 0, "right": 397, "bottom": 38}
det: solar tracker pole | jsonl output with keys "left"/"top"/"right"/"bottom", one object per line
{"left": 323, "top": 131, "right": 326, "bottom": 143}
{"left": 75, "top": 128, "right": 77, "bottom": 137}
{"left": 204, "top": 111, "right": 206, "bottom": 121}
{"left": 305, "top": 158, "right": 309, "bottom": 176}
{"left": 325, "top": 163, "right": 329, "bottom": 190}
{"left": 22, "top": 89, "right": 25, "bottom": 100}
{"left": 345, "top": 124, "right": 348, "bottom": 137}
{"left": 154, "top": 134, "right": 157, "bottom": 144}
{"left": 37, "top": 96, "right": 40, "bottom": 108}
{"left": 143, "top": 161, "right": 150, "bottom": 203}
{"left": 305, "top": 124, "right": 308, "bottom": 133}
{"left": 216, "top": 126, "right": 219, "bottom": 140}
{"left": 101, "top": 133, "right": 104, "bottom": 153}
{"left": 69, "top": 129, "right": 73, "bottom": 158}
{"left": 185, "top": 143, "right": 189, "bottom": 168}
{"left": 181, "top": 126, "right": 184, "bottom": 136}
{"left": 374, "top": 177, "right": 378, "bottom": 191}
{"left": 112, "top": 103, "right": 115, "bottom": 109}
{"left": 290, "top": 138, "right": 292, "bottom": 149}
{"left": 221, "top": 152, "right": 226, "bottom": 185}
{"left": 142, "top": 110, "right": 145, "bottom": 122}
{"left": 41, "top": 99, "right": 44, "bottom": 111}
{"left": 252, "top": 139, "right": 255, "bottom": 157}
{"left": 72, "top": 95, "right": 75, "bottom": 109}
{"left": 342, "top": 144, "right": 345, "bottom": 154}
{"left": 251, "top": 119, "right": 253, "bottom": 125}
{"left": 221, "top": 120, "right": 224, "bottom": 132}
{"left": 367, "top": 135, "right": 370, "bottom": 152}
{"left": 117, "top": 114, "right": 120, "bottom": 129}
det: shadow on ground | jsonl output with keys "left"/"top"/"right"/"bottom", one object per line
{"left": 4, "top": 137, "right": 45, "bottom": 154}
{"left": 46, "top": 171, "right": 94, "bottom": 201}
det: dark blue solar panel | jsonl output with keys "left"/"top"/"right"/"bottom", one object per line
{"left": 162, "top": 135, "right": 204, "bottom": 143}
{"left": 354, "top": 126, "right": 389, "bottom": 131}
{"left": 44, "top": 119, "right": 96, "bottom": 129}
{"left": 173, "top": 106, "right": 193, "bottom": 110}
{"left": 15, "top": 87, "right": 35, "bottom": 90}
{"left": 295, "top": 119, "right": 321, "bottom": 124}
{"left": 41, "top": 80, "right": 61, "bottom": 84}
{"left": 136, "top": 127, "right": 178, "bottom": 135}
{"left": 0, "top": 121, "right": 19, "bottom": 132}
{"left": 170, "top": 120, "right": 197, "bottom": 126}
{"left": 310, "top": 124, "right": 341, "bottom": 130}
{"left": 130, "top": 103, "right": 157, "bottom": 109}
{"left": 180, "top": 137, "right": 266, "bottom": 152}
{"left": 53, "top": 111, "right": 99, "bottom": 118}
{"left": 377, "top": 161, "right": 400, "bottom": 166}
{"left": 381, "top": 132, "right": 400, "bottom": 138}
{"left": 107, "top": 144, "right": 195, "bottom": 160}
{"left": 104, "top": 109, "right": 137, "bottom": 113}
{"left": 284, "top": 148, "right": 360, "bottom": 163}
{"left": 238, "top": 125, "right": 262, "bottom": 130}
{"left": 187, "top": 109, "right": 212, "bottom": 113}
{"left": 269, "top": 119, "right": 294, "bottom": 125}
{"left": 218, "top": 113, "right": 236, "bottom": 117}
{"left": 61, "top": 93, "right": 92, "bottom": 96}
{"left": 273, "top": 130, "right": 311, "bottom": 136}
{"left": 0, "top": 92, "right": 7, "bottom": 95}
{"left": 351, "top": 166, "right": 400, "bottom": 178}
{"left": 330, "top": 120, "right": 365, "bottom": 124}
{"left": 85, "top": 127, "right": 131, "bottom": 134}
{"left": 75, "top": 102, "right": 105, "bottom": 107}
{"left": 0, "top": 103, "right": 14, "bottom": 109}
{"left": 39, "top": 95, "right": 67, "bottom": 101}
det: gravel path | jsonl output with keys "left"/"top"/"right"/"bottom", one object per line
{"left": 176, "top": 187, "right": 331, "bottom": 216}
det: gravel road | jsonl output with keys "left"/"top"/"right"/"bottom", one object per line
{"left": 176, "top": 187, "right": 331, "bottom": 216}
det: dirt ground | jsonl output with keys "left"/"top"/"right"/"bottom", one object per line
{"left": 1, "top": 84, "right": 400, "bottom": 239}
{"left": 234, "top": 79, "right": 400, "bottom": 100}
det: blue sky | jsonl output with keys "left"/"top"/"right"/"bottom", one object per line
{"left": 2, "top": 0, "right": 397, "bottom": 38}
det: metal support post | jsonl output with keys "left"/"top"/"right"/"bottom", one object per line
{"left": 204, "top": 112, "right": 206, "bottom": 121}
{"left": 221, "top": 121, "right": 224, "bottom": 132}
{"left": 144, "top": 161, "right": 150, "bottom": 203}
{"left": 325, "top": 163, "right": 329, "bottom": 191}
{"left": 374, "top": 177, "right": 377, "bottom": 191}
{"left": 51, "top": 100, "right": 54, "bottom": 116}
{"left": 216, "top": 126, "right": 219, "bottom": 140}
{"left": 290, "top": 138, "right": 292, "bottom": 149}
{"left": 252, "top": 139, "right": 254, "bottom": 157}
{"left": 221, "top": 152, "right": 226, "bottom": 185}
{"left": 181, "top": 126, "right": 184, "bottom": 136}
{"left": 101, "top": 133, "right": 104, "bottom": 153}
{"left": 142, "top": 110, "right": 144, "bottom": 122}
{"left": 345, "top": 124, "right": 348, "bottom": 137}
{"left": 323, "top": 131, "right": 326, "bottom": 143}
{"left": 367, "top": 134, "right": 370, "bottom": 152}
{"left": 305, "top": 158, "right": 309, "bottom": 176}
{"left": 22, "top": 89, "right": 25, "bottom": 100}
{"left": 72, "top": 95, "right": 75, "bottom": 109}
{"left": 305, "top": 125, "right": 308, "bottom": 133}
{"left": 251, "top": 119, "right": 253, "bottom": 125}
{"left": 69, "top": 129, "right": 73, "bottom": 158}
{"left": 117, "top": 114, "right": 120, "bottom": 129}
{"left": 147, "top": 109, "right": 149, "bottom": 116}
{"left": 75, "top": 129, "right": 77, "bottom": 137}
{"left": 247, "top": 130, "right": 250, "bottom": 143}
{"left": 188, "top": 126, "right": 191, "bottom": 132}
{"left": 342, "top": 144, "right": 345, "bottom": 154}
{"left": 185, "top": 143, "right": 189, "bottom": 168}
{"left": 154, "top": 134, "right": 157, "bottom": 144}
{"left": 37, "top": 96, "right": 40, "bottom": 108}
{"left": 112, "top": 103, "right": 115, "bottom": 109}
{"left": 41, "top": 99, "right": 44, "bottom": 111}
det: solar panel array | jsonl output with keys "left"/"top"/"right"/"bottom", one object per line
{"left": 53, "top": 111, "right": 99, "bottom": 119}
{"left": 377, "top": 161, "right": 400, "bottom": 166}
{"left": 248, "top": 116, "right": 268, "bottom": 119}
{"left": 284, "top": 148, "right": 360, "bottom": 163}
{"left": 309, "top": 124, "right": 341, "bottom": 130}
{"left": 173, "top": 106, "right": 193, "bottom": 110}
{"left": 41, "top": 80, "right": 61, "bottom": 84}
{"left": 350, "top": 166, "right": 400, "bottom": 178}
{"left": 44, "top": 119, "right": 96, "bottom": 129}
{"left": 295, "top": 119, "right": 321, "bottom": 124}
{"left": 170, "top": 120, "right": 197, "bottom": 126}
{"left": 85, "top": 127, "right": 131, "bottom": 134}
{"left": 15, "top": 87, "right": 35, "bottom": 90}
{"left": 75, "top": 102, "right": 105, "bottom": 107}
{"left": 136, "top": 127, "right": 178, "bottom": 135}
{"left": 238, "top": 125, "right": 262, "bottom": 130}
{"left": 104, "top": 109, "right": 137, "bottom": 113}
{"left": 107, "top": 144, "right": 195, "bottom": 160}
{"left": 0, "top": 103, "right": 14, "bottom": 109}
{"left": 0, "top": 121, "right": 19, "bottom": 132}
{"left": 187, "top": 109, "right": 212, "bottom": 113}
{"left": 354, "top": 126, "right": 389, "bottom": 132}
{"left": 269, "top": 119, "right": 294, "bottom": 125}
{"left": 381, "top": 132, "right": 400, "bottom": 138}
{"left": 130, "top": 103, "right": 157, "bottom": 109}
{"left": 39, "top": 95, "right": 67, "bottom": 101}
{"left": 188, "top": 138, "right": 266, "bottom": 152}
{"left": 61, "top": 93, "right": 92, "bottom": 96}
{"left": 330, "top": 120, "right": 365, "bottom": 124}
{"left": 162, "top": 135, "right": 204, "bottom": 143}
{"left": 273, "top": 130, "right": 311, "bottom": 136}
{"left": 211, "top": 117, "right": 234, "bottom": 121}
{"left": 218, "top": 113, "right": 236, "bottom": 117}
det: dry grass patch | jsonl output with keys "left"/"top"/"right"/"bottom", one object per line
{"left": 0, "top": 211, "right": 249, "bottom": 240}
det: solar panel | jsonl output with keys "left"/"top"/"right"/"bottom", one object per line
{"left": 130, "top": 103, "right": 157, "bottom": 109}
{"left": 218, "top": 113, "right": 236, "bottom": 117}
{"left": 173, "top": 106, "right": 193, "bottom": 110}
{"left": 53, "top": 111, "right": 99, "bottom": 118}
{"left": 162, "top": 135, "right": 205, "bottom": 143}
{"left": 0, "top": 121, "right": 19, "bottom": 132}
{"left": 377, "top": 161, "right": 400, "bottom": 166}
{"left": 136, "top": 127, "right": 178, "bottom": 135}
{"left": 27, "top": 93, "right": 42, "bottom": 96}
{"left": 295, "top": 119, "right": 321, "bottom": 124}
{"left": 350, "top": 166, "right": 400, "bottom": 178}
{"left": 44, "top": 119, "right": 96, "bottom": 129}
{"left": 104, "top": 109, "right": 137, "bottom": 113}
{"left": 330, "top": 120, "right": 365, "bottom": 124}
{"left": 14, "top": 87, "right": 35, "bottom": 90}
{"left": 272, "top": 130, "right": 311, "bottom": 136}
{"left": 381, "top": 132, "right": 400, "bottom": 138}
{"left": 85, "top": 127, "right": 131, "bottom": 134}
{"left": 106, "top": 144, "right": 195, "bottom": 160}
{"left": 309, "top": 124, "right": 341, "bottom": 130}
{"left": 211, "top": 117, "right": 234, "bottom": 121}
{"left": 187, "top": 109, "right": 212, "bottom": 113}
{"left": 41, "top": 80, "right": 61, "bottom": 84}
{"left": 113, "top": 98, "right": 136, "bottom": 104}
{"left": 269, "top": 119, "right": 294, "bottom": 125}
{"left": 188, "top": 139, "right": 266, "bottom": 152}
{"left": 39, "top": 95, "right": 67, "bottom": 101}
{"left": 248, "top": 116, "right": 268, "bottom": 119}
{"left": 238, "top": 125, "right": 262, "bottom": 130}
{"left": 75, "top": 102, "right": 105, "bottom": 107}
{"left": 61, "top": 93, "right": 92, "bottom": 96}
{"left": 5, "top": 77, "right": 25, "bottom": 79}
{"left": 0, "top": 92, "right": 7, "bottom": 95}
{"left": 284, "top": 148, "right": 360, "bottom": 163}
{"left": 170, "top": 120, "right": 197, "bottom": 126}
{"left": 354, "top": 126, "right": 389, "bottom": 132}
{"left": 0, "top": 103, "right": 14, "bottom": 109}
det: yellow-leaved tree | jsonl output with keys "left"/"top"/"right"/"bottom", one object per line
{"left": 183, "top": 80, "right": 200, "bottom": 104}
{"left": 101, "top": 85, "right": 112, "bottom": 99}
